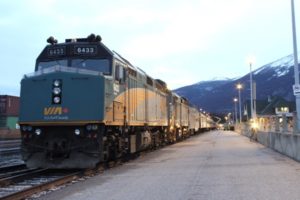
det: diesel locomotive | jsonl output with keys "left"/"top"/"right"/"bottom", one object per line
{"left": 19, "top": 34, "right": 215, "bottom": 168}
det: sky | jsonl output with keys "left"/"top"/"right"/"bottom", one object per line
{"left": 0, "top": 0, "right": 299, "bottom": 95}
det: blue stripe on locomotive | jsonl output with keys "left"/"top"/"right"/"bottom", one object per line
{"left": 19, "top": 72, "right": 105, "bottom": 123}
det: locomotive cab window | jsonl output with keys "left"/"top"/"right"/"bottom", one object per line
{"left": 36, "top": 58, "right": 111, "bottom": 75}
{"left": 72, "top": 59, "right": 110, "bottom": 74}
{"left": 115, "top": 64, "right": 125, "bottom": 83}
{"left": 37, "top": 59, "right": 68, "bottom": 71}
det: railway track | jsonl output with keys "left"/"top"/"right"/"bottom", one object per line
{"left": 0, "top": 161, "right": 109, "bottom": 200}
{"left": 0, "top": 168, "right": 84, "bottom": 200}
{"left": 0, "top": 154, "right": 23, "bottom": 169}
{"left": 0, "top": 164, "right": 28, "bottom": 179}
{"left": 0, "top": 140, "right": 21, "bottom": 148}
{"left": 0, "top": 140, "right": 21, "bottom": 156}
{"left": 0, "top": 147, "right": 170, "bottom": 199}
{"left": 0, "top": 148, "right": 20, "bottom": 156}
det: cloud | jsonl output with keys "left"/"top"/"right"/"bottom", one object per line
{"left": 121, "top": 0, "right": 254, "bottom": 59}
{"left": 0, "top": 0, "right": 298, "bottom": 94}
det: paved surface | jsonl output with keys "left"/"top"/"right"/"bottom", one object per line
{"left": 39, "top": 131, "right": 300, "bottom": 200}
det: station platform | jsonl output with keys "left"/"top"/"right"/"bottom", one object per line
{"left": 39, "top": 130, "right": 300, "bottom": 200}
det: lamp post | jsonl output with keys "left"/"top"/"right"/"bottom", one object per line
{"left": 233, "top": 98, "right": 238, "bottom": 125}
{"left": 248, "top": 56, "right": 256, "bottom": 120}
{"left": 236, "top": 83, "right": 243, "bottom": 123}
{"left": 291, "top": 0, "right": 300, "bottom": 132}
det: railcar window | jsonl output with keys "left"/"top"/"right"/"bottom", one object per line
{"left": 72, "top": 59, "right": 110, "bottom": 74}
{"left": 146, "top": 76, "right": 153, "bottom": 86}
{"left": 37, "top": 59, "right": 68, "bottom": 70}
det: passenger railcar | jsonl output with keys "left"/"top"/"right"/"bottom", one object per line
{"left": 19, "top": 34, "right": 214, "bottom": 168}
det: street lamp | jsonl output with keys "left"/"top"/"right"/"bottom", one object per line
{"left": 291, "top": 0, "right": 300, "bottom": 132}
{"left": 233, "top": 97, "right": 238, "bottom": 125}
{"left": 236, "top": 83, "right": 243, "bottom": 123}
{"left": 247, "top": 56, "right": 256, "bottom": 120}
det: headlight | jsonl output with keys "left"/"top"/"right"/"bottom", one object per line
{"left": 75, "top": 129, "right": 80, "bottom": 135}
{"left": 53, "top": 87, "right": 61, "bottom": 95}
{"left": 53, "top": 79, "right": 61, "bottom": 87}
{"left": 35, "top": 129, "right": 42, "bottom": 135}
{"left": 53, "top": 96, "right": 61, "bottom": 104}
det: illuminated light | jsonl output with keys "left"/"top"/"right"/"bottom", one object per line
{"left": 53, "top": 96, "right": 61, "bottom": 104}
{"left": 53, "top": 80, "right": 61, "bottom": 87}
{"left": 251, "top": 122, "right": 258, "bottom": 129}
{"left": 53, "top": 87, "right": 61, "bottom": 95}
{"left": 35, "top": 129, "right": 41, "bottom": 135}
{"left": 236, "top": 83, "right": 243, "bottom": 90}
{"left": 247, "top": 55, "right": 256, "bottom": 66}
{"left": 75, "top": 129, "right": 80, "bottom": 135}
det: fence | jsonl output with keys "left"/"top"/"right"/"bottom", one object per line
{"left": 243, "top": 114, "right": 297, "bottom": 134}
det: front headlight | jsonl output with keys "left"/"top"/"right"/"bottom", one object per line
{"left": 35, "top": 129, "right": 42, "bottom": 135}
{"left": 53, "top": 79, "right": 61, "bottom": 87}
{"left": 53, "top": 87, "right": 61, "bottom": 95}
{"left": 75, "top": 129, "right": 81, "bottom": 135}
{"left": 53, "top": 96, "right": 61, "bottom": 104}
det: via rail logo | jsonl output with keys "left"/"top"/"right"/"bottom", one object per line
{"left": 43, "top": 107, "right": 69, "bottom": 120}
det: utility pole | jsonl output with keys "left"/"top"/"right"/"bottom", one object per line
{"left": 291, "top": 0, "right": 300, "bottom": 132}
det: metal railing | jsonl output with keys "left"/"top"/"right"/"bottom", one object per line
{"left": 239, "top": 114, "right": 298, "bottom": 134}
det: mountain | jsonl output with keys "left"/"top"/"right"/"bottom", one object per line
{"left": 174, "top": 54, "right": 299, "bottom": 114}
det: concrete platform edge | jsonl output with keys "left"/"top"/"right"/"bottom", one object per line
{"left": 237, "top": 126, "right": 300, "bottom": 162}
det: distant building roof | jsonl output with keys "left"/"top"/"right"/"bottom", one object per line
{"left": 243, "top": 96, "right": 295, "bottom": 118}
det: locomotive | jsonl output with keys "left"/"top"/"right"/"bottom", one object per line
{"left": 19, "top": 34, "right": 215, "bottom": 168}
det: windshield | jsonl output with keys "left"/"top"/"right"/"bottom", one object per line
{"left": 37, "top": 59, "right": 111, "bottom": 74}
{"left": 71, "top": 59, "right": 110, "bottom": 74}
{"left": 37, "top": 59, "right": 68, "bottom": 71}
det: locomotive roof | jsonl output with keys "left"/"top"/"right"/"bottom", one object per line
{"left": 112, "top": 51, "right": 137, "bottom": 71}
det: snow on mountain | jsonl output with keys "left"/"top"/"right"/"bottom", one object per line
{"left": 254, "top": 54, "right": 300, "bottom": 77}
{"left": 195, "top": 77, "right": 232, "bottom": 85}
{"left": 269, "top": 54, "right": 295, "bottom": 68}
{"left": 175, "top": 53, "right": 299, "bottom": 114}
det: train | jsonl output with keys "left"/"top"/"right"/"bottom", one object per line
{"left": 19, "top": 34, "right": 215, "bottom": 168}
